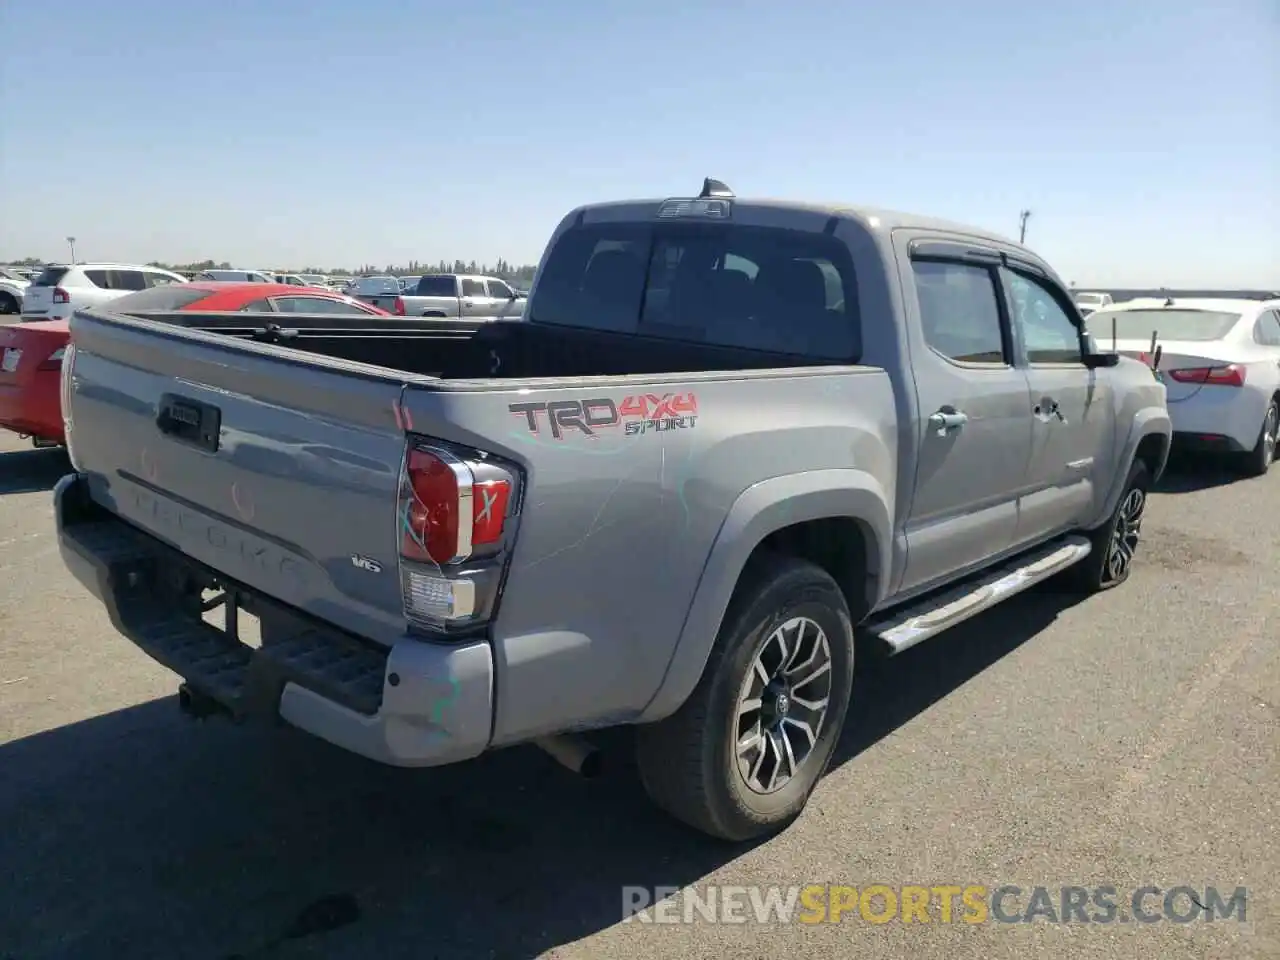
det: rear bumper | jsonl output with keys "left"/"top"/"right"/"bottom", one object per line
{"left": 0, "top": 377, "right": 64, "bottom": 442}
{"left": 54, "top": 473, "right": 494, "bottom": 767}
{"left": 1167, "top": 390, "right": 1263, "bottom": 451}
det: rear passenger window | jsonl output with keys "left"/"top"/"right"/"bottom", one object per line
{"left": 414, "top": 276, "right": 455, "bottom": 296}
{"left": 912, "top": 261, "right": 1007, "bottom": 364}
{"left": 239, "top": 300, "right": 273, "bottom": 313}
{"left": 1254, "top": 310, "right": 1280, "bottom": 346}
{"left": 272, "top": 297, "right": 371, "bottom": 315}
{"left": 32, "top": 267, "right": 70, "bottom": 287}
{"left": 84, "top": 270, "right": 111, "bottom": 288}
{"left": 530, "top": 222, "right": 859, "bottom": 360}
{"left": 461, "top": 279, "right": 486, "bottom": 297}
{"left": 143, "top": 272, "right": 179, "bottom": 288}
{"left": 112, "top": 270, "right": 147, "bottom": 292}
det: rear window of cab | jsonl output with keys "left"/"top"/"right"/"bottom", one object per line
{"left": 528, "top": 221, "right": 860, "bottom": 361}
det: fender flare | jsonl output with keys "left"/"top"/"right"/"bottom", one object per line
{"left": 638, "top": 469, "right": 892, "bottom": 723}
{"left": 1100, "top": 407, "right": 1171, "bottom": 521}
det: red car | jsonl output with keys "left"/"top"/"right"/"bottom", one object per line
{"left": 0, "top": 282, "right": 392, "bottom": 447}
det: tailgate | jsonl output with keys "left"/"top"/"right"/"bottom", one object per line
{"left": 66, "top": 309, "right": 413, "bottom": 646}
{"left": 19, "top": 285, "right": 53, "bottom": 317}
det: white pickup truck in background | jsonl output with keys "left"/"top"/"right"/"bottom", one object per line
{"left": 1073, "top": 290, "right": 1114, "bottom": 316}
{"left": 355, "top": 273, "right": 527, "bottom": 319}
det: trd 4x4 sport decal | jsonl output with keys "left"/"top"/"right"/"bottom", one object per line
{"left": 508, "top": 392, "right": 698, "bottom": 440}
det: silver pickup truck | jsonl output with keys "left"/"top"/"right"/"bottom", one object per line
{"left": 358, "top": 273, "right": 527, "bottom": 319}
{"left": 54, "top": 179, "right": 1170, "bottom": 841}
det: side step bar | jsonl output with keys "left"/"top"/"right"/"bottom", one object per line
{"left": 864, "top": 536, "right": 1092, "bottom": 655}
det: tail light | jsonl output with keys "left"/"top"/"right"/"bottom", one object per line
{"left": 397, "top": 440, "right": 519, "bottom": 632}
{"left": 37, "top": 346, "right": 66, "bottom": 372}
{"left": 60, "top": 342, "right": 82, "bottom": 470}
{"left": 1168, "top": 364, "right": 1246, "bottom": 387}
{"left": 52, "top": 288, "right": 70, "bottom": 305}
{"left": 393, "top": 296, "right": 406, "bottom": 316}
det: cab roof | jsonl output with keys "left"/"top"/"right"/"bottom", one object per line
{"left": 576, "top": 196, "right": 1023, "bottom": 249}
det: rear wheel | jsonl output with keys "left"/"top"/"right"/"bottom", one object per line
{"left": 1240, "top": 400, "right": 1278, "bottom": 478}
{"left": 0, "top": 292, "right": 18, "bottom": 315}
{"left": 635, "top": 555, "right": 855, "bottom": 841}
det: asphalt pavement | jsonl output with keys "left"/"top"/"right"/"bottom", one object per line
{"left": 1, "top": 430, "right": 1275, "bottom": 959}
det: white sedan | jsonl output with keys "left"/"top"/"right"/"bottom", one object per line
{"left": 1086, "top": 297, "right": 1280, "bottom": 475}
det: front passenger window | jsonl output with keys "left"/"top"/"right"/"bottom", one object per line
{"left": 912, "top": 260, "right": 1007, "bottom": 364}
{"left": 1007, "top": 271, "right": 1083, "bottom": 364}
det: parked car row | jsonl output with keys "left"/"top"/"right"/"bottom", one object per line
{"left": 3, "top": 261, "right": 530, "bottom": 320}
{"left": 29, "top": 178, "right": 1277, "bottom": 843}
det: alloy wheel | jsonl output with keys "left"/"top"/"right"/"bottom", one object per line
{"left": 734, "top": 616, "right": 833, "bottom": 795}
{"left": 1104, "top": 487, "right": 1146, "bottom": 584}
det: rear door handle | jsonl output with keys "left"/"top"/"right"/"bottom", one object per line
{"left": 928, "top": 409, "right": 969, "bottom": 435}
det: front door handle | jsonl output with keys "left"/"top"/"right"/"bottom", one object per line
{"left": 1035, "top": 399, "right": 1068, "bottom": 424}
{"left": 928, "top": 409, "right": 969, "bottom": 435}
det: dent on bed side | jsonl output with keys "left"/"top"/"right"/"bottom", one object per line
{"left": 637, "top": 468, "right": 893, "bottom": 724}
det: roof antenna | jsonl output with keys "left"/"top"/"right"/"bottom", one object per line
{"left": 699, "top": 177, "right": 734, "bottom": 199}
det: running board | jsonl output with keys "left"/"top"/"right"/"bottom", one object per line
{"left": 865, "top": 537, "right": 1092, "bottom": 655}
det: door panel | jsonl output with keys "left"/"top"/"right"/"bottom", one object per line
{"left": 459, "top": 279, "right": 495, "bottom": 317}
{"left": 899, "top": 253, "right": 1034, "bottom": 593}
{"left": 1005, "top": 268, "right": 1114, "bottom": 542}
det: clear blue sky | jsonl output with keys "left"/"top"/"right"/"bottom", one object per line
{"left": 2, "top": 0, "right": 1276, "bottom": 286}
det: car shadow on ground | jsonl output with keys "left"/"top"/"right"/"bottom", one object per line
{"left": 0, "top": 446, "right": 69, "bottom": 494}
{"left": 0, "top": 588, "right": 1080, "bottom": 960}
{"left": 1152, "top": 451, "right": 1254, "bottom": 494}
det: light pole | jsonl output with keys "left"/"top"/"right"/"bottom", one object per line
{"left": 66, "top": 237, "right": 77, "bottom": 263}
{"left": 1017, "top": 211, "right": 1031, "bottom": 245}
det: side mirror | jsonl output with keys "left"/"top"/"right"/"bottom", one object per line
{"left": 1083, "top": 351, "right": 1120, "bottom": 369}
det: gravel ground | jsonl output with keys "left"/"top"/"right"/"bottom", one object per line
{"left": 0, "top": 430, "right": 1275, "bottom": 960}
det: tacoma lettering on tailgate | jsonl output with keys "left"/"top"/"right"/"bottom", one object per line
{"left": 130, "top": 487, "right": 309, "bottom": 584}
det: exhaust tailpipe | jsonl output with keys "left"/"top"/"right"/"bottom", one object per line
{"left": 178, "top": 683, "right": 229, "bottom": 720}
{"left": 535, "top": 734, "right": 604, "bottom": 778}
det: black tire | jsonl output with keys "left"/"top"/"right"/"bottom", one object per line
{"left": 635, "top": 555, "right": 855, "bottom": 841}
{"left": 1239, "top": 399, "right": 1278, "bottom": 478}
{"left": 1063, "top": 458, "right": 1150, "bottom": 594}
{"left": 0, "top": 292, "right": 18, "bottom": 315}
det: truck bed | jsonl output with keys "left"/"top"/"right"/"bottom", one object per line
{"left": 119, "top": 309, "right": 851, "bottom": 380}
